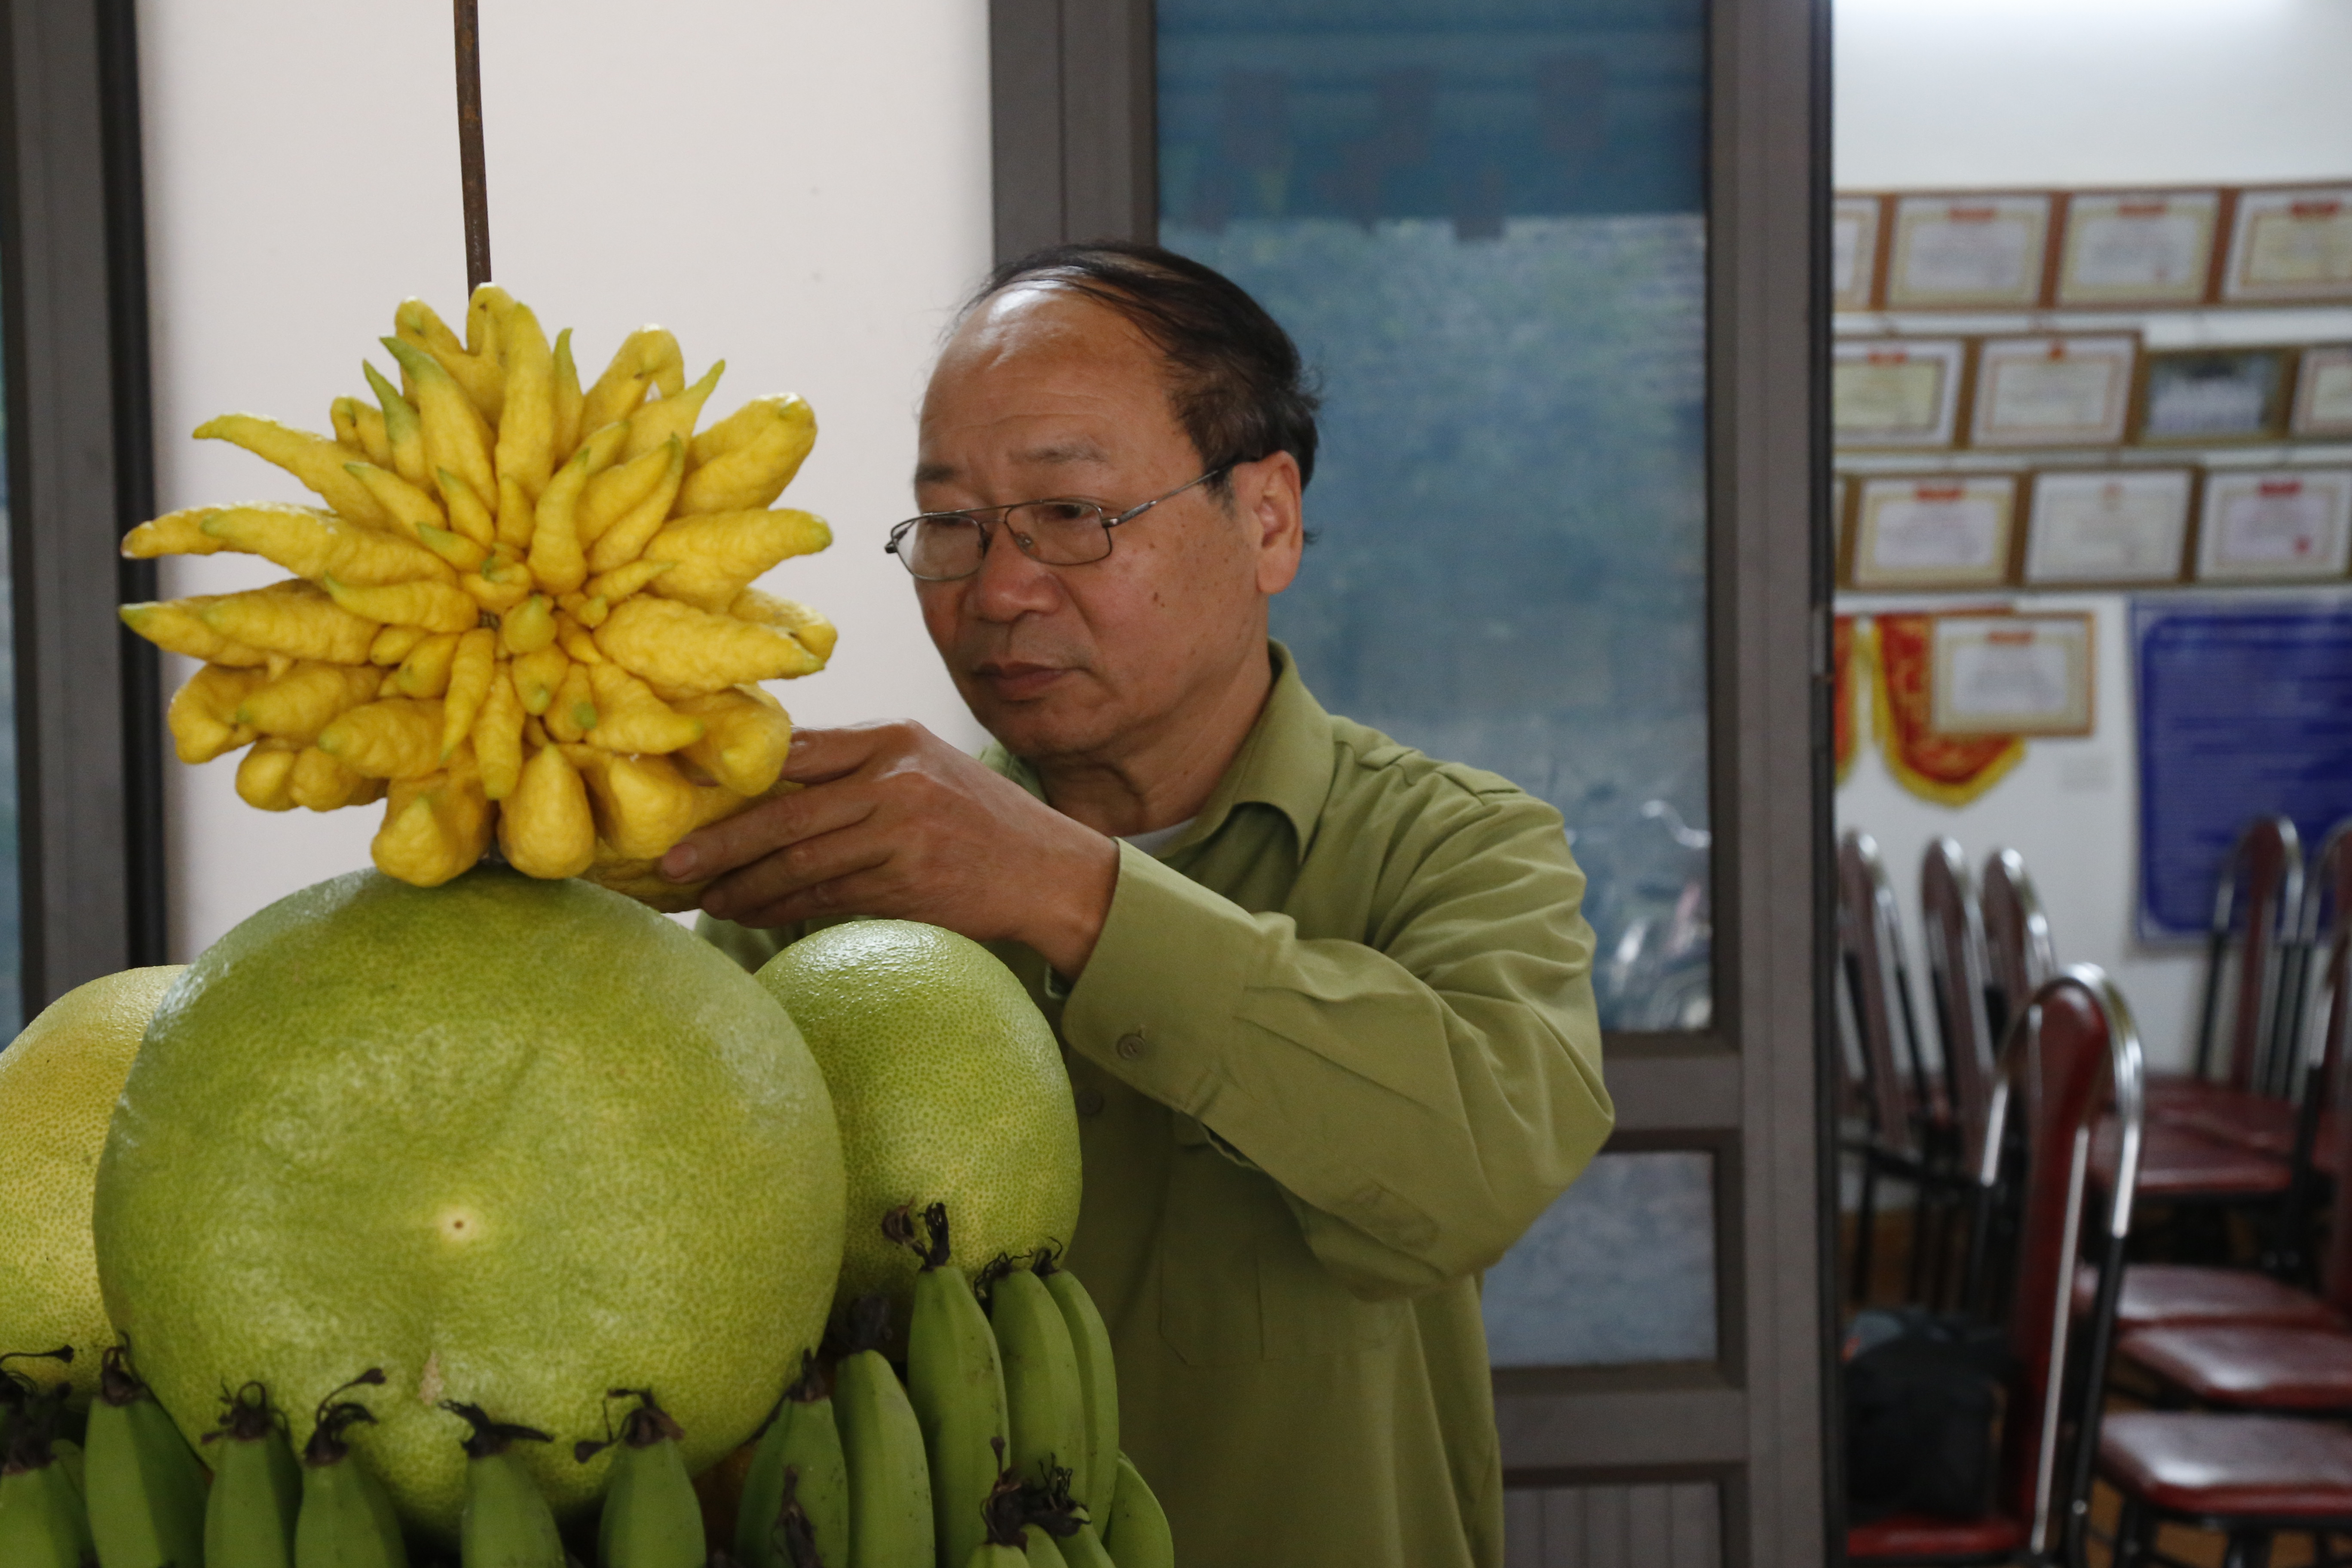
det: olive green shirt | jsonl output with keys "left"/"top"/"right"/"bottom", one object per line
{"left": 702, "top": 644, "right": 1612, "bottom": 1567}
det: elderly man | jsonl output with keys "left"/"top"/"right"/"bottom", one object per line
{"left": 670, "top": 242, "right": 1611, "bottom": 1567}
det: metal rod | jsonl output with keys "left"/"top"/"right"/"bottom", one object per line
{"left": 452, "top": 0, "right": 490, "bottom": 293}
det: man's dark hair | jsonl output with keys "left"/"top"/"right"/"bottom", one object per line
{"left": 963, "top": 240, "right": 1321, "bottom": 492}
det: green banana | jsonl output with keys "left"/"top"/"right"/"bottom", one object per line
{"left": 0, "top": 1349, "right": 94, "bottom": 1568}
{"left": 441, "top": 1402, "right": 563, "bottom": 1568}
{"left": 831, "top": 1296, "right": 931, "bottom": 1568}
{"left": 202, "top": 1384, "right": 303, "bottom": 1568}
{"left": 732, "top": 1356, "right": 847, "bottom": 1568}
{"left": 293, "top": 1370, "right": 408, "bottom": 1568}
{"left": 1098, "top": 1456, "right": 1171, "bottom": 1568}
{"left": 1020, "top": 1529, "right": 1067, "bottom": 1568}
{"left": 86, "top": 1344, "right": 211, "bottom": 1568}
{"left": 1032, "top": 1253, "right": 1115, "bottom": 1520}
{"left": 987, "top": 1264, "right": 1086, "bottom": 1501}
{"left": 48, "top": 1439, "right": 86, "bottom": 1500}
{"left": 575, "top": 1391, "right": 700, "bottom": 1568}
{"left": 889, "top": 1204, "right": 1008, "bottom": 1568}
{"left": 1056, "top": 1524, "right": 1115, "bottom": 1568}
{"left": 961, "top": 1464, "right": 1028, "bottom": 1568}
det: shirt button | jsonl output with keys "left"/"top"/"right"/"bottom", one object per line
{"left": 1116, "top": 1032, "right": 1147, "bottom": 1061}
{"left": 1075, "top": 1088, "right": 1106, "bottom": 1116}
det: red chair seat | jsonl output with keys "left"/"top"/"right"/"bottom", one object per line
{"left": 2094, "top": 1118, "right": 2292, "bottom": 1198}
{"left": 2073, "top": 1263, "right": 2341, "bottom": 1331}
{"left": 1847, "top": 1511, "right": 2025, "bottom": 1562}
{"left": 2165, "top": 1091, "right": 2300, "bottom": 1157}
{"left": 2101, "top": 1411, "right": 2352, "bottom": 1517}
{"left": 2122, "top": 1324, "right": 2352, "bottom": 1410}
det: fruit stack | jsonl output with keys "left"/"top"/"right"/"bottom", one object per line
{"left": 0, "top": 1226, "right": 1170, "bottom": 1568}
{"left": 118, "top": 287, "right": 834, "bottom": 906}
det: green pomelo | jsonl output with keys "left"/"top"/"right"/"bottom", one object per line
{"left": 756, "top": 919, "right": 1080, "bottom": 1322}
{"left": 92, "top": 868, "right": 845, "bottom": 1535}
{"left": 0, "top": 966, "right": 184, "bottom": 1405}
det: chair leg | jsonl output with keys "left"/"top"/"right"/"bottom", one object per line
{"left": 2112, "top": 1499, "right": 2154, "bottom": 1568}
{"left": 1853, "top": 1158, "right": 1879, "bottom": 1304}
{"left": 2222, "top": 1531, "right": 2274, "bottom": 1568}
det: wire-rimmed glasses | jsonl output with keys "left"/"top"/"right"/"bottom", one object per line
{"left": 884, "top": 466, "right": 1230, "bottom": 581}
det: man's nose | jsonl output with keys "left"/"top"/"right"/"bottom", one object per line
{"left": 965, "top": 518, "right": 1064, "bottom": 621}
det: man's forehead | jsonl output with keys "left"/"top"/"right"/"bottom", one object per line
{"left": 913, "top": 438, "right": 1109, "bottom": 487}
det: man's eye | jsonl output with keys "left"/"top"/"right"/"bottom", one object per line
{"left": 1031, "top": 501, "right": 1096, "bottom": 525}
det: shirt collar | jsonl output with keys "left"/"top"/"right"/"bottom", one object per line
{"left": 983, "top": 641, "right": 1335, "bottom": 864}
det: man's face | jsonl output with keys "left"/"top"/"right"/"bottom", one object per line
{"left": 913, "top": 285, "right": 1301, "bottom": 763}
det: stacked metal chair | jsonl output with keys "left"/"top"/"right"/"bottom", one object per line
{"left": 1848, "top": 967, "right": 2147, "bottom": 1565}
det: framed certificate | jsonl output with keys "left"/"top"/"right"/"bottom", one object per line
{"left": 2291, "top": 345, "right": 2352, "bottom": 440}
{"left": 2194, "top": 468, "right": 2352, "bottom": 581}
{"left": 1846, "top": 474, "right": 2019, "bottom": 590}
{"left": 1884, "top": 193, "right": 2054, "bottom": 310}
{"left": 1968, "top": 333, "right": 2139, "bottom": 448}
{"left": 2134, "top": 346, "right": 2296, "bottom": 445}
{"left": 2221, "top": 186, "right": 2352, "bottom": 304}
{"left": 1929, "top": 613, "right": 2095, "bottom": 736}
{"left": 1833, "top": 195, "right": 1886, "bottom": 312}
{"left": 2021, "top": 469, "right": 2195, "bottom": 586}
{"left": 1833, "top": 337, "right": 1969, "bottom": 449}
{"left": 2053, "top": 190, "right": 2223, "bottom": 308}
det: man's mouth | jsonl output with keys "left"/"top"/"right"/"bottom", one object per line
{"left": 971, "top": 660, "right": 1071, "bottom": 700}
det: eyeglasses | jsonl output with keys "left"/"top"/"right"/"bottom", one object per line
{"left": 884, "top": 466, "right": 1231, "bottom": 582}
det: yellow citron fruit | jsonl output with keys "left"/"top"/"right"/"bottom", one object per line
{"left": 93, "top": 869, "right": 845, "bottom": 1535}
{"left": 753, "top": 921, "right": 1081, "bottom": 1326}
{"left": 0, "top": 965, "right": 185, "bottom": 1405}
{"left": 116, "top": 287, "right": 834, "bottom": 898}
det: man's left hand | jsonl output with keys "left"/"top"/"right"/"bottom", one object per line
{"left": 660, "top": 722, "right": 1121, "bottom": 978}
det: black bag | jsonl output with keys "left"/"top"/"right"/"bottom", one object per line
{"left": 1843, "top": 1308, "right": 2010, "bottom": 1522}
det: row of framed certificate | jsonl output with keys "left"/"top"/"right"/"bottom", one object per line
{"left": 1834, "top": 334, "right": 2350, "bottom": 451}
{"left": 1833, "top": 466, "right": 2352, "bottom": 592}
{"left": 1834, "top": 184, "right": 2352, "bottom": 312}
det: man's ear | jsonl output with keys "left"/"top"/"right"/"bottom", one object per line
{"left": 1234, "top": 451, "right": 1305, "bottom": 594}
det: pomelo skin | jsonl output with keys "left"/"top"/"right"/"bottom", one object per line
{"left": 92, "top": 868, "right": 845, "bottom": 1537}
{"left": 0, "top": 965, "right": 184, "bottom": 1406}
{"left": 755, "top": 919, "right": 1080, "bottom": 1323}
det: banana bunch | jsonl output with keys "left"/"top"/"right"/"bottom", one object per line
{"left": 0, "top": 1348, "right": 95, "bottom": 1568}
{"left": 119, "top": 287, "right": 834, "bottom": 906}
{"left": 801, "top": 1206, "right": 1173, "bottom": 1568}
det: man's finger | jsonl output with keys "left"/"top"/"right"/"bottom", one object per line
{"left": 698, "top": 820, "right": 896, "bottom": 921}
{"left": 778, "top": 721, "right": 920, "bottom": 786}
{"left": 661, "top": 779, "right": 876, "bottom": 882}
{"left": 714, "top": 865, "right": 906, "bottom": 931}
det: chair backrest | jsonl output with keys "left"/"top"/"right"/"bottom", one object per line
{"left": 2192, "top": 814, "right": 2304, "bottom": 1093}
{"left": 1984, "top": 966, "right": 2143, "bottom": 1561}
{"left": 1921, "top": 839, "right": 1999, "bottom": 1172}
{"left": 1980, "top": 847, "right": 2055, "bottom": 1042}
{"left": 2310, "top": 826, "right": 2352, "bottom": 1311}
{"left": 1838, "top": 830, "right": 1930, "bottom": 1154}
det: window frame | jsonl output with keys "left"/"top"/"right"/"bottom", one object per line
{"left": 0, "top": 0, "right": 167, "bottom": 1014}
{"left": 988, "top": 0, "right": 1835, "bottom": 1558}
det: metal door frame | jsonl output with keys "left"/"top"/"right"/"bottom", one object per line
{"left": 0, "top": 0, "right": 167, "bottom": 1011}
{"left": 988, "top": 0, "right": 1831, "bottom": 1558}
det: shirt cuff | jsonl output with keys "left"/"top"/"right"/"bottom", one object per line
{"left": 1060, "top": 841, "right": 1265, "bottom": 1115}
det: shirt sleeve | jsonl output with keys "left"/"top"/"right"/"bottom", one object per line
{"left": 1060, "top": 791, "right": 1612, "bottom": 1300}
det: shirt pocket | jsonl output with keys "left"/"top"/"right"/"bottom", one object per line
{"left": 1157, "top": 1115, "right": 1408, "bottom": 1367}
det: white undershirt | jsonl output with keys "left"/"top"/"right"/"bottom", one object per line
{"left": 1121, "top": 817, "right": 1197, "bottom": 857}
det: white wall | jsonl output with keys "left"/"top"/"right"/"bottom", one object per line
{"left": 139, "top": 0, "right": 993, "bottom": 958}
{"left": 1832, "top": 0, "right": 2352, "bottom": 1068}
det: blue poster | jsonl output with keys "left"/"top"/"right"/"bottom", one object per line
{"left": 2135, "top": 598, "right": 2352, "bottom": 940}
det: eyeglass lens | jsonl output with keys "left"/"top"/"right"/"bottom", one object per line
{"left": 900, "top": 501, "right": 1112, "bottom": 578}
